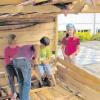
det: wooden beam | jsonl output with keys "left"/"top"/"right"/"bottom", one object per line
{"left": 0, "top": 18, "right": 54, "bottom": 25}
{"left": 54, "top": 17, "right": 58, "bottom": 56}
{"left": 0, "top": 5, "right": 60, "bottom": 14}
{"left": 57, "top": 58, "right": 100, "bottom": 93}
{"left": 0, "top": 0, "right": 75, "bottom": 5}
{"left": 81, "top": 6, "right": 100, "bottom": 13}
{"left": 0, "top": 13, "right": 56, "bottom": 21}
{"left": 0, "top": 0, "right": 22, "bottom": 5}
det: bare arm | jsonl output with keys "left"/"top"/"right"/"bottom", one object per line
{"left": 61, "top": 44, "right": 65, "bottom": 57}
{"left": 31, "top": 44, "right": 39, "bottom": 65}
{"left": 75, "top": 44, "right": 80, "bottom": 55}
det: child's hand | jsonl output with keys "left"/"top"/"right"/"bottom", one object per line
{"left": 69, "top": 53, "right": 77, "bottom": 59}
{"left": 42, "top": 60, "right": 49, "bottom": 64}
{"left": 69, "top": 55, "right": 74, "bottom": 59}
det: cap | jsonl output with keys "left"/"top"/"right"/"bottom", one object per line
{"left": 66, "top": 23, "right": 75, "bottom": 30}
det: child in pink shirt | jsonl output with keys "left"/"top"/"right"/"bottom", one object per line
{"left": 4, "top": 34, "right": 20, "bottom": 100}
{"left": 5, "top": 46, "right": 19, "bottom": 65}
{"left": 62, "top": 23, "right": 80, "bottom": 62}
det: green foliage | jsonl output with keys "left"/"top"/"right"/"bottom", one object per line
{"left": 76, "top": 32, "right": 92, "bottom": 41}
{"left": 91, "top": 33, "right": 100, "bottom": 41}
{"left": 58, "top": 31, "right": 65, "bottom": 43}
{"left": 58, "top": 31, "right": 100, "bottom": 43}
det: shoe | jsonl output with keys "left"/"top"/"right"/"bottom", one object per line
{"left": 42, "top": 77, "right": 51, "bottom": 87}
{"left": 38, "top": 81, "right": 43, "bottom": 88}
{"left": 16, "top": 92, "right": 20, "bottom": 99}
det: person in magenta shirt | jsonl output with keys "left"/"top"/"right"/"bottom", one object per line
{"left": 62, "top": 23, "right": 80, "bottom": 62}
{"left": 13, "top": 44, "right": 36, "bottom": 100}
{"left": 4, "top": 34, "right": 36, "bottom": 100}
{"left": 4, "top": 34, "right": 20, "bottom": 100}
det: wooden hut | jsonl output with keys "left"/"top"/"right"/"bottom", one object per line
{"left": 0, "top": 0, "right": 100, "bottom": 100}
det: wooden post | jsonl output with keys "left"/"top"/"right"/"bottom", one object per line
{"left": 54, "top": 16, "right": 58, "bottom": 57}
{"left": 93, "top": 2, "right": 96, "bottom": 34}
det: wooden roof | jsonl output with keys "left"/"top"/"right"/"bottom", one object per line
{"left": 0, "top": 0, "right": 100, "bottom": 31}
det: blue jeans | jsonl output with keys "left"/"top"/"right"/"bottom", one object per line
{"left": 38, "top": 64, "right": 52, "bottom": 76}
{"left": 13, "top": 58, "right": 31, "bottom": 100}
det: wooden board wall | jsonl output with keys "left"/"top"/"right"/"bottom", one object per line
{"left": 0, "top": 22, "right": 56, "bottom": 68}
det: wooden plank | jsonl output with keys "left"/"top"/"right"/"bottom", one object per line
{"left": 38, "top": 88, "right": 54, "bottom": 100}
{"left": 30, "top": 92, "right": 41, "bottom": 100}
{"left": 0, "top": 5, "right": 60, "bottom": 14}
{"left": 0, "top": 0, "right": 22, "bottom": 5}
{"left": 55, "top": 95, "right": 80, "bottom": 100}
{"left": 52, "top": 85, "right": 71, "bottom": 96}
{"left": 57, "top": 69, "right": 100, "bottom": 100}
{"left": 0, "top": 0, "right": 74, "bottom": 5}
{"left": 56, "top": 58, "right": 100, "bottom": 100}
{"left": 48, "top": 87, "right": 63, "bottom": 98}
{"left": 57, "top": 58, "right": 100, "bottom": 92}
{"left": 0, "top": 22, "right": 55, "bottom": 32}
{"left": 0, "top": 0, "right": 49, "bottom": 5}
